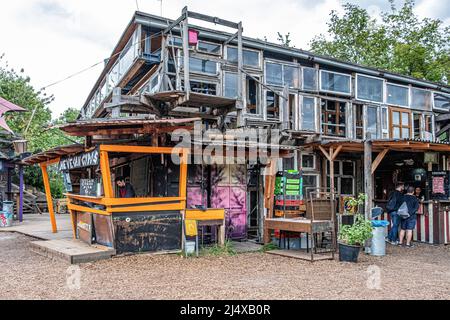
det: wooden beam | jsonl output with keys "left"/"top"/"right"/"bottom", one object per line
{"left": 331, "top": 145, "right": 343, "bottom": 161}
{"left": 371, "top": 148, "right": 389, "bottom": 174}
{"left": 318, "top": 146, "right": 331, "bottom": 161}
{"left": 39, "top": 164, "right": 57, "bottom": 233}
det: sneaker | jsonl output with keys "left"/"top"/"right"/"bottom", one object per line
{"left": 386, "top": 239, "right": 398, "bottom": 245}
{"left": 406, "top": 243, "right": 414, "bottom": 248}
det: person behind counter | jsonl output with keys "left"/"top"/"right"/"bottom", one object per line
{"left": 386, "top": 182, "right": 405, "bottom": 245}
{"left": 414, "top": 187, "right": 424, "bottom": 202}
{"left": 115, "top": 176, "right": 136, "bottom": 198}
{"left": 399, "top": 186, "right": 419, "bottom": 248}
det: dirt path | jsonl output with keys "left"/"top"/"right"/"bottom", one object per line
{"left": 1, "top": 232, "right": 449, "bottom": 300}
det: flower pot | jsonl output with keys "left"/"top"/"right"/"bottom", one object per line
{"left": 338, "top": 242, "right": 361, "bottom": 263}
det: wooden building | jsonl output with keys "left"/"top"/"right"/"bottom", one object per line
{"left": 25, "top": 7, "right": 450, "bottom": 253}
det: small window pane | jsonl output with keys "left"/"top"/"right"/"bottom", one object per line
{"left": 357, "top": 75, "right": 384, "bottom": 103}
{"left": 367, "top": 106, "right": 378, "bottom": 138}
{"left": 393, "top": 127, "right": 401, "bottom": 138}
{"left": 342, "top": 162, "right": 354, "bottom": 175}
{"left": 392, "top": 112, "right": 400, "bottom": 125}
{"left": 387, "top": 84, "right": 409, "bottom": 106}
{"left": 401, "top": 112, "right": 409, "bottom": 126}
{"left": 320, "top": 71, "right": 350, "bottom": 94}
{"left": 301, "top": 97, "right": 316, "bottom": 131}
{"left": 434, "top": 93, "right": 450, "bottom": 110}
{"left": 198, "top": 41, "right": 221, "bottom": 54}
{"left": 411, "top": 88, "right": 432, "bottom": 110}
{"left": 402, "top": 128, "right": 410, "bottom": 138}
{"left": 303, "top": 67, "right": 317, "bottom": 91}
{"left": 340, "top": 177, "right": 354, "bottom": 195}
{"left": 266, "top": 62, "right": 283, "bottom": 86}
{"left": 188, "top": 57, "right": 217, "bottom": 75}
{"left": 284, "top": 65, "right": 299, "bottom": 88}
{"left": 302, "top": 154, "right": 315, "bottom": 169}
{"left": 413, "top": 114, "right": 421, "bottom": 139}
{"left": 224, "top": 73, "right": 238, "bottom": 98}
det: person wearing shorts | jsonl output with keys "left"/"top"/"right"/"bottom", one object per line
{"left": 399, "top": 186, "right": 419, "bottom": 248}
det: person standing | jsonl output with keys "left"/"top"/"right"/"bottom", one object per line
{"left": 115, "top": 176, "right": 136, "bottom": 198}
{"left": 386, "top": 182, "right": 405, "bottom": 245}
{"left": 399, "top": 186, "right": 419, "bottom": 247}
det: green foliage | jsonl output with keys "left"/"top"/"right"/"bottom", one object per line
{"left": 0, "top": 55, "right": 82, "bottom": 197}
{"left": 338, "top": 214, "right": 373, "bottom": 246}
{"left": 201, "top": 240, "right": 237, "bottom": 256}
{"left": 277, "top": 32, "right": 293, "bottom": 47}
{"left": 309, "top": 0, "right": 450, "bottom": 85}
{"left": 259, "top": 243, "right": 279, "bottom": 252}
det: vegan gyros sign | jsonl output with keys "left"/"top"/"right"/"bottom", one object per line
{"left": 58, "top": 148, "right": 99, "bottom": 171}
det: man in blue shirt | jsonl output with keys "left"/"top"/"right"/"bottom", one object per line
{"left": 386, "top": 182, "right": 405, "bottom": 245}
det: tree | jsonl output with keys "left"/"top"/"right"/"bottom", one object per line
{"left": 277, "top": 32, "right": 293, "bottom": 47}
{"left": 309, "top": 0, "right": 450, "bottom": 84}
{"left": 0, "top": 55, "right": 82, "bottom": 197}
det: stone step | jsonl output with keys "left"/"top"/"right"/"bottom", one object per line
{"left": 30, "top": 239, "right": 116, "bottom": 264}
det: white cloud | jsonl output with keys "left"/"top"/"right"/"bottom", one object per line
{"left": 0, "top": 0, "right": 448, "bottom": 118}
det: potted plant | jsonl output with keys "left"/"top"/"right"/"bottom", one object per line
{"left": 338, "top": 214, "right": 373, "bottom": 263}
{"left": 342, "top": 193, "right": 367, "bottom": 225}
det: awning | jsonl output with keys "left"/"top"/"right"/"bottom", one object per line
{"left": 0, "top": 96, "right": 26, "bottom": 133}
{"left": 22, "top": 144, "right": 85, "bottom": 165}
{"left": 54, "top": 117, "right": 201, "bottom": 137}
{"left": 304, "top": 138, "right": 450, "bottom": 153}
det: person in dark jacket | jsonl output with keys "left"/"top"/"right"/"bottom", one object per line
{"left": 115, "top": 176, "right": 136, "bottom": 198}
{"left": 399, "top": 186, "right": 419, "bottom": 247}
{"left": 386, "top": 182, "right": 405, "bottom": 245}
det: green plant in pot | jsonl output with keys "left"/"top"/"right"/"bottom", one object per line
{"left": 338, "top": 214, "right": 373, "bottom": 263}
{"left": 342, "top": 193, "right": 367, "bottom": 226}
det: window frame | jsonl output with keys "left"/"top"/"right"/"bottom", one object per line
{"left": 301, "top": 66, "right": 318, "bottom": 91}
{"left": 225, "top": 45, "right": 262, "bottom": 69}
{"left": 326, "top": 160, "right": 356, "bottom": 196}
{"left": 410, "top": 87, "right": 433, "bottom": 111}
{"left": 196, "top": 40, "right": 222, "bottom": 56}
{"left": 386, "top": 82, "right": 410, "bottom": 108}
{"left": 264, "top": 59, "right": 300, "bottom": 89}
{"left": 319, "top": 69, "right": 352, "bottom": 96}
{"left": 320, "top": 98, "right": 348, "bottom": 137}
{"left": 299, "top": 95, "right": 318, "bottom": 132}
{"left": 389, "top": 107, "right": 412, "bottom": 139}
{"left": 300, "top": 152, "right": 317, "bottom": 171}
{"left": 355, "top": 73, "right": 385, "bottom": 104}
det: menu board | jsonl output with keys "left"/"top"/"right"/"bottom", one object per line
{"left": 430, "top": 171, "right": 449, "bottom": 200}
{"left": 80, "top": 179, "right": 97, "bottom": 197}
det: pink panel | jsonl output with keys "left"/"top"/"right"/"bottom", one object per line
{"left": 211, "top": 186, "right": 230, "bottom": 209}
{"left": 188, "top": 29, "right": 199, "bottom": 45}
{"left": 187, "top": 187, "right": 206, "bottom": 208}
{"left": 230, "top": 187, "right": 246, "bottom": 209}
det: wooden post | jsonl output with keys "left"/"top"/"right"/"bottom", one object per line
{"left": 364, "top": 133, "right": 373, "bottom": 220}
{"left": 19, "top": 165, "right": 24, "bottom": 222}
{"left": 39, "top": 164, "right": 57, "bottom": 233}
{"left": 236, "top": 21, "right": 245, "bottom": 127}
{"left": 182, "top": 8, "right": 190, "bottom": 100}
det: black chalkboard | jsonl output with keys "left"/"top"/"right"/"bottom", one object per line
{"left": 80, "top": 179, "right": 97, "bottom": 197}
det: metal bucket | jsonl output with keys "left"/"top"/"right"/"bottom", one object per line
{"left": 371, "top": 225, "right": 387, "bottom": 256}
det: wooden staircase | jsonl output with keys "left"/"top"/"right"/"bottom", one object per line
{"left": 11, "top": 184, "right": 47, "bottom": 215}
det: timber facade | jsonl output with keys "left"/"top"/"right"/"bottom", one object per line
{"left": 75, "top": 8, "right": 450, "bottom": 245}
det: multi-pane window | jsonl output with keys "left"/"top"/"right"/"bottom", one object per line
{"left": 327, "top": 160, "right": 355, "bottom": 195}
{"left": 321, "top": 99, "right": 347, "bottom": 137}
{"left": 390, "top": 108, "right": 411, "bottom": 139}
{"left": 301, "top": 96, "right": 316, "bottom": 131}
{"left": 356, "top": 75, "right": 384, "bottom": 103}
{"left": 413, "top": 113, "right": 434, "bottom": 140}
{"left": 187, "top": 57, "right": 217, "bottom": 75}
{"left": 301, "top": 153, "right": 316, "bottom": 170}
{"left": 354, "top": 104, "right": 380, "bottom": 139}
{"left": 265, "top": 62, "right": 299, "bottom": 88}
{"left": 320, "top": 70, "right": 351, "bottom": 94}
{"left": 387, "top": 83, "right": 409, "bottom": 107}
{"left": 226, "top": 47, "right": 260, "bottom": 68}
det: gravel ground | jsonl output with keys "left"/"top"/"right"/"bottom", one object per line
{"left": 1, "top": 232, "right": 449, "bottom": 300}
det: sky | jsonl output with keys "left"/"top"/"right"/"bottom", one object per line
{"left": 0, "top": 0, "right": 449, "bottom": 118}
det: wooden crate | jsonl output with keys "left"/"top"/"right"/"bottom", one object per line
{"left": 306, "top": 199, "right": 333, "bottom": 220}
